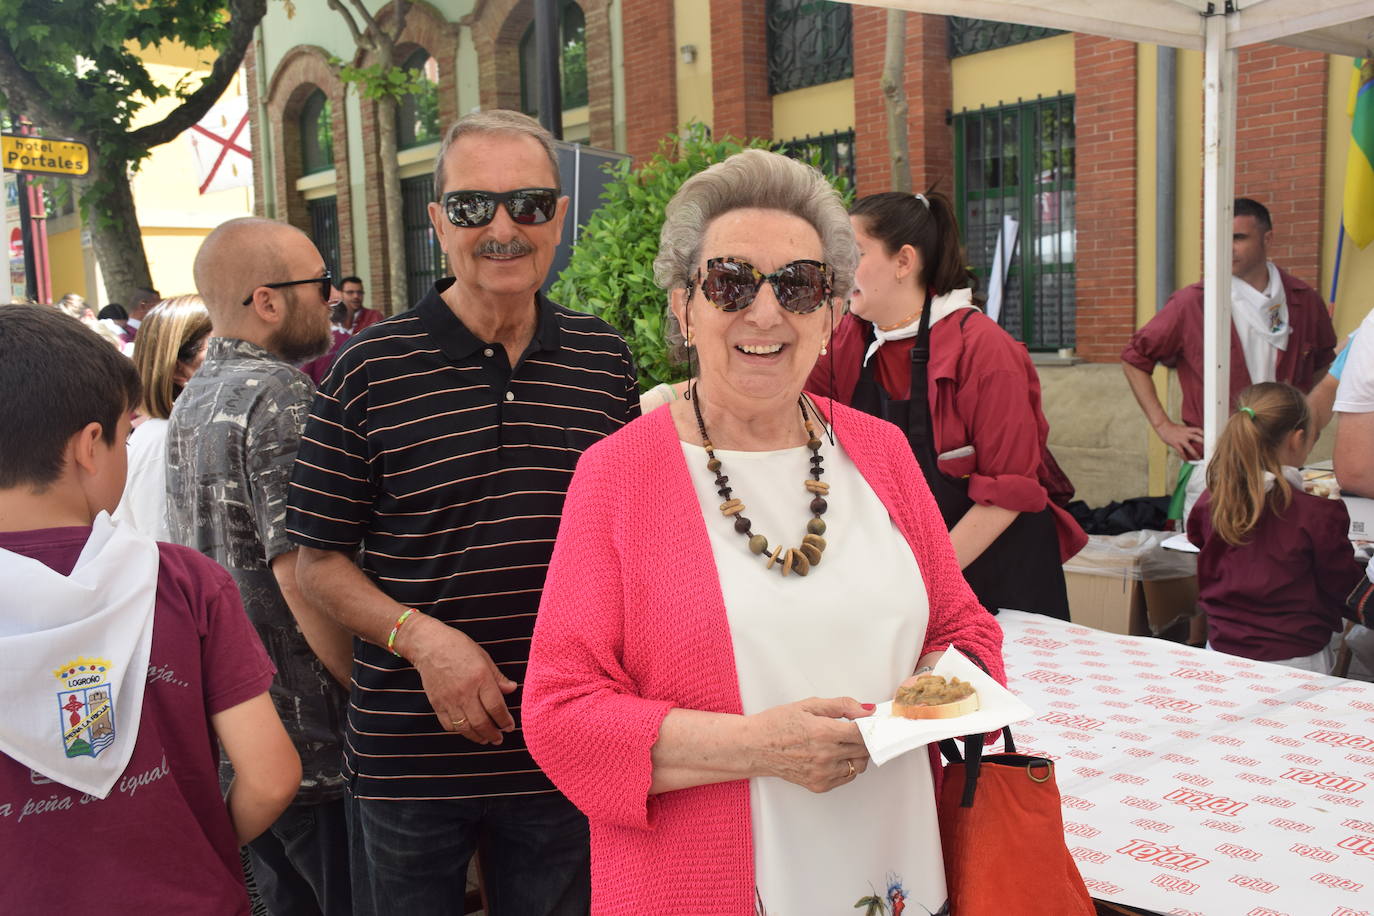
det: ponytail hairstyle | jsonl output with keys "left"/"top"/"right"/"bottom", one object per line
{"left": 849, "top": 187, "right": 977, "bottom": 298}
{"left": 1206, "top": 382, "right": 1312, "bottom": 546}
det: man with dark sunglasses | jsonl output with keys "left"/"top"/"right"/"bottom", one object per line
{"left": 167, "top": 217, "right": 356, "bottom": 916}
{"left": 300, "top": 277, "right": 382, "bottom": 385}
{"left": 287, "top": 110, "right": 639, "bottom": 915}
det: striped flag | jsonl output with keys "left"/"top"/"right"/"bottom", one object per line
{"left": 1344, "top": 58, "right": 1374, "bottom": 248}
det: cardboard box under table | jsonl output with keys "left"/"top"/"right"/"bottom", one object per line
{"left": 1062, "top": 530, "right": 1197, "bottom": 639}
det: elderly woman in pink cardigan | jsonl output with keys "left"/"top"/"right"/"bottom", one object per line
{"left": 523, "top": 150, "right": 1004, "bottom": 916}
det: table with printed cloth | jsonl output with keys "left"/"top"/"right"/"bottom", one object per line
{"left": 996, "top": 610, "right": 1374, "bottom": 916}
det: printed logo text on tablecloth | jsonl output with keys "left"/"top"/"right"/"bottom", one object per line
{"left": 1280, "top": 768, "right": 1366, "bottom": 793}
{"left": 1117, "top": 839, "right": 1210, "bottom": 871}
{"left": 1150, "top": 874, "right": 1199, "bottom": 895}
{"left": 1289, "top": 842, "right": 1338, "bottom": 862}
{"left": 1306, "top": 730, "right": 1374, "bottom": 750}
{"left": 1215, "top": 843, "right": 1262, "bottom": 861}
{"left": 1337, "top": 834, "right": 1374, "bottom": 857}
{"left": 1268, "top": 817, "right": 1314, "bottom": 833}
{"left": 1164, "top": 788, "right": 1247, "bottom": 816}
{"left": 1229, "top": 874, "right": 1279, "bottom": 893}
{"left": 1310, "top": 873, "right": 1363, "bottom": 892}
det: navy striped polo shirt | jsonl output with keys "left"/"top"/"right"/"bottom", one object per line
{"left": 286, "top": 279, "right": 639, "bottom": 800}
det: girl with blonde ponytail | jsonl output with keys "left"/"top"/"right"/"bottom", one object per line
{"left": 1187, "top": 382, "right": 1363, "bottom": 671}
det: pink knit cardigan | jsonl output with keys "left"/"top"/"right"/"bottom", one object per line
{"left": 523, "top": 398, "right": 1005, "bottom": 916}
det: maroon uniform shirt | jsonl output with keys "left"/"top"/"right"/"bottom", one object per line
{"left": 809, "top": 309, "right": 1087, "bottom": 563}
{"left": 0, "top": 527, "right": 275, "bottom": 915}
{"left": 1121, "top": 269, "right": 1336, "bottom": 428}
{"left": 1187, "top": 489, "right": 1362, "bottom": 661}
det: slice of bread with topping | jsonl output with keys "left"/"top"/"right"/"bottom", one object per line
{"left": 892, "top": 674, "right": 979, "bottom": 719}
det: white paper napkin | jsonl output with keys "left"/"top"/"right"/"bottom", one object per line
{"left": 856, "top": 646, "right": 1035, "bottom": 765}
{"left": 1161, "top": 533, "right": 1200, "bottom": 553}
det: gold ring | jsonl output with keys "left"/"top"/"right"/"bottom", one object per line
{"left": 845, "top": 759, "right": 855, "bottom": 779}
{"left": 452, "top": 718, "right": 467, "bottom": 728}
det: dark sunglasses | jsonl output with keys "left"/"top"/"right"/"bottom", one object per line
{"left": 241, "top": 270, "right": 332, "bottom": 306}
{"left": 441, "top": 188, "right": 559, "bottom": 228}
{"left": 687, "top": 257, "right": 832, "bottom": 314}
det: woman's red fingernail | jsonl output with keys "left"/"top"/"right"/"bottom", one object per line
{"left": 861, "top": 703, "right": 876, "bottom": 711}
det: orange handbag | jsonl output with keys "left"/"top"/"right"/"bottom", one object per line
{"left": 937, "top": 730, "right": 1095, "bottom": 916}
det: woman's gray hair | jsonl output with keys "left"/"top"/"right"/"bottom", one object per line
{"left": 653, "top": 149, "right": 858, "bottom": 302}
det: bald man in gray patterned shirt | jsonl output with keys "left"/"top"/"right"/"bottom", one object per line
{"left": 166, "top": 217, "right": 355, "bottom": 916}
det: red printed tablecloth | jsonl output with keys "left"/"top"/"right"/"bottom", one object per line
{"left": 997, "top": 609, "right": 1374, "bottom": 916}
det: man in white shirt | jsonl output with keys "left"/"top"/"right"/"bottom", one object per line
{"left": 1333, "top": 307, "right": 1374, "bottom": 679}
{"left": 1335, "top": 309, "right": 1374, "bottom": 495}
{"left": 1121, "top": 198, "right": 1336, "bottom": 522}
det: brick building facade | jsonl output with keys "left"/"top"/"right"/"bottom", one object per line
{"left": 1234, "top": 45, "right": 1328, "bottom": 287}
{"left": 1073, "top": 35, "right": 1138, "bottom": 363}
{"left": 619, "top": 4, "right": 1328, "bottom": 367}
{"left": 621, "top": 0, "right": 677, "bottom": 162}
{"left": 850, "top": 8, "right": 951, "bottom": 196}
{"left": 248, "top": 0, "right": 617, "bottom": 313}
{"left": 249, "top": 1, "right": 1330, "bottom": 364}
{"left": 256, "top": 43, "right": 356, "bottom": 277}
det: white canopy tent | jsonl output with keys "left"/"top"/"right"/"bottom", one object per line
{"left": 842, "top": 0, "right": 1374, "bottom": 454}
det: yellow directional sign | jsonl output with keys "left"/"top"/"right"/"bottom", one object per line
{"left": 1, "top": 134, "right": 90, "bottom": 177}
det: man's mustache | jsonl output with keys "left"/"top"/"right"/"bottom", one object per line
{"left": 475, "top": 239, "right": 534, "bottom": 257}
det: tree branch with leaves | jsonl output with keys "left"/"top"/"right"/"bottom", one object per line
{"left": 314, "top": 0, "right": 415, "bottom": 312}
{"left": 0, "top": 0, "right": 268, "bottom": 302}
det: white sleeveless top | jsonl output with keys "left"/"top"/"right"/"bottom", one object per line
{"left": 681, "top": 437, "right": 949, "bottom": 916}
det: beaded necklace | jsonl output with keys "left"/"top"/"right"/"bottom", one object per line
{"left": 690, "top": 385, "right": 828, "bottom": 577}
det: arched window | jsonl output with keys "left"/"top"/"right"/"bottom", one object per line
{"left": 519, "top": 0, "right": 588, "bottom": 117}
{"left": 396, "top": 48, "right": 441, "bottom": 149}
{"left": 299, "top": 89, "right": 334, "bottom": 174}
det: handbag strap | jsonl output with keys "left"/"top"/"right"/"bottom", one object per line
{"left": 938, "top": 727, "right": 1018, "bottom": 809}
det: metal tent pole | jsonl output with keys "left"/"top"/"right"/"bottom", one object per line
{"left": 536, "top": 0, "right": 563, "bottom": 140}
{"left": 1201, "top": 9, "right": 1238, "bottom": 457}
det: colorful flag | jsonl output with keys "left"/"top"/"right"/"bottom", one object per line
{"left": 186, "top": 92, "right": 252, "bottom": 195}
{"left": 1343, "top": 58, "right": 1374, "bottom": 249}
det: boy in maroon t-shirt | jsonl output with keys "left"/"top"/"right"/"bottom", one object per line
{"left": 0, "top": 305, "right": 302, "bottom": 914}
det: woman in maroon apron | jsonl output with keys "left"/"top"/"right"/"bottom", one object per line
{"left": 807, "top": 190, "right": 1085, "bottom": 618}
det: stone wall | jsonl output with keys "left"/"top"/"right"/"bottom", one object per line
{"left": 1039, "top": 362, "right": 1150, "bottom": 508}
{"left": 1040, "top": 362, "right": 1338, "bottom": 510}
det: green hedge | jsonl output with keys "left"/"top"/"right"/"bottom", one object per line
{"left": 550, "top": 122, "right": 851, "bottom": 390}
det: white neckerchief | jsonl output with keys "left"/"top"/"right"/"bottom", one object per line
{"left": 1231, "top": 262, "right": 1290, "bottom": 384}
{"left": 1261, "top": 465, "right": 1306, "bottom": 493}
{"left": 0, "top": 514, "right": 159, "bottom": 798}
{"left": 863, "top": 288, "right": 976, "bottom": 367}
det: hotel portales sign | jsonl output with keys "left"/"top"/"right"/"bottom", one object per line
{"left": 1, "top": 134, "right": 90, "bottom": 177}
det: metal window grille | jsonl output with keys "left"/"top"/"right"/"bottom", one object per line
{"left": 778, "top": 129, "right": 856, "bottom": 189}
{"left": 766, "top": 0, "right": 853, "bottom": 95}
{"left": 401, "top": 175, "right": 446, "bottom": 298}
{"left": 307, "top": 196, "right": 341, "bottom": 280}
{"left": 948, "top": 17, "right": 1065, "bottom": 58}
{"left": 954, "top": 95, "right": 1075, "bottom": 351}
